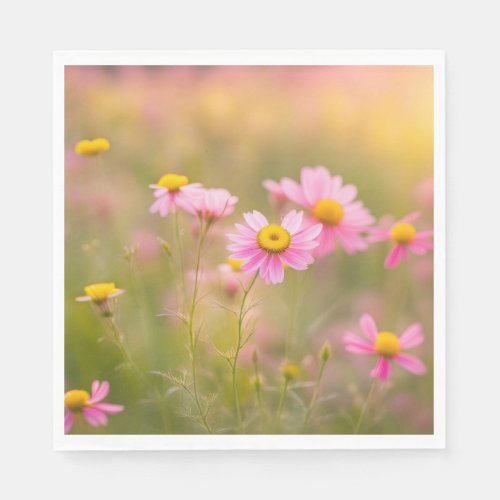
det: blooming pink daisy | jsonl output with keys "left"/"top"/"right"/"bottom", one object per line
{"left": 184, "top": 187, "right": 238, "bottom": 220}
{"left": 367, "top": 212, "right": 433, "bottom": 268}
{"left": 149, "top": 173, "right": 203, "bottom": 216}
{"left": 343, "top": 314, "right": 427, "bottom": 381}
{"left": 218, "top": 259, "right": 251, "bottom": 295}
{"left": 64, "top": 380, "right": 124, "bottom": 433}
{"left": 227, "top": 210, "right": 321, "bottom": 284}
{"left": 279, "top": 166, "right": 374, "bottom": 256}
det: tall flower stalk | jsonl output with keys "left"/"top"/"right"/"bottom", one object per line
{"left": 230, "top": 272, "right": 258, "bottom": 432}
{"left": 302, "top": 342, "right": 331, "bottom": 432}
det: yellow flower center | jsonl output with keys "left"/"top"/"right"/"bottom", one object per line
{"left": 375, "top": 332, "right": 401, "bottom": 358}
{"left": 157, "top": 174, "right": 189, "bottom": 191}
{"left": 257, "top": 224, "right": 291, "bottom": 253}
{"left": 390, "top": 222, "right": 416, "bottom": 244}
{"left": 312, "top": 199, "right": 345, "bottom": 225}
{"left": 74, "top": 138, "right": 110, "bottom": 156}
{"left": 84, "top": 282, "right": 119, "bottom": 303}
{"left": 227, "top": 259, "right": 244, "bottom": 271}
{"left": 64, "top": 390, "right": 90, "bottom": 412}
{"left": 282, "top": 363, "right": 301, "bottom": 381}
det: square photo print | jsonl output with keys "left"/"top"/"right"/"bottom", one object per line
{"left": 54, "top": 52, "right": 445, "bottom": 449}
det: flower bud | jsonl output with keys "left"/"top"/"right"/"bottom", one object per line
{"left": 158, "top": 238, "right": 172, "bottom": 257}
{"left": 281, "top": 362, "right": 300, "bottom": 382}
{"left": 320, "top": 342, "right": 331, "bottom": 362}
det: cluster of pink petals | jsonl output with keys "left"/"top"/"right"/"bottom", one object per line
{"left": 227, "top": 210, "right": 322, "bottom": 284}
{"left": 184, "top": 188, "right": 238, "bottom": 219}
{"left": 265, "top": 166, "right": 375, "bottom": 256}
{"left": 149, "top": 181, "right": 203, "bottom": 217}
{"left": 368, "top": 212, "right": 433, "bottom": 268}
{"left": 217, "top": 263, "right": 251, "bottom": 294}
{"left": 64, "top": 380, "right": 124, "bottom": 433}
{"left": 343, "top": 314, "right": 427, "bottom": 381}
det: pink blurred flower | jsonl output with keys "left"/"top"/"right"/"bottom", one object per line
{"left": 185, "top": 187, "right": 238, "bottom": 220}
{"left": 149, "top": 173, "right": 203, "bottom": 217}
{"left": 227, "top": 209, "right": 321, "bottom": 284}
{"left": 263, "top": 179, "right": 287, "bottom": 204}
{"left": 64, "top": 380, "right": 124, "bottom": 433}
{"left": 218, "top": 259, "right": 251, "bottom": 295}
{"left": 279, "top": 166, "right": 374, "bottom": 256}
{"left": 343, "top": 314, "right": 427, "bottom": 381}
{"left": 368, "top": 212, "right": 433, "bottom": 268}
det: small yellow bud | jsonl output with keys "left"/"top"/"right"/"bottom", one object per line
{"left": 281, "top": 362, "right": 300, "bottom": 382}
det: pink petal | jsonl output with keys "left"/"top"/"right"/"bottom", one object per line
{"left": 335, "top": 184, "right": 357, "bottom": 204}
{"left": 83, "top": 407, "right": 108, "bottom": 427}
{"left": 92, "top": 403, "right": 124, "bottom": 414}
{"left": 359, "top": 314, "right": 378, "bottom": 341}
{"left": 64, "top": 411, "right": 74, "bottom": 433}
{"left": 370, "top": 358, "right": 392, "bottom": 381}
{"left": 88, "top": 380, "right": 109, "bottom": 404}
{"left": 281, "top": 210, "right": 303, "bottom": 235}
{"left": 229, "top": 247, "right": 262, "bottom": 260}
{"left": 243, "top": 211, "right": 268, "bottom": 231}
{"left": 281, "top": 177, "right": 308, "bottom": 206}
{"left": 241, "top": 250, "right": 268, "bottom": 273}
{"left": 235, "top": 223, "right": 257, "bottom": 238}
{"left": 293, "top": 223, "right": 323, "bottom": 243}
{"left": 394, "top": 354, "right": 427, "bottom": 375}
{"left": 268, "top": 255, "right": 285, "bottom": 284}
{"left": 75, "top": 296, "right": 92, "bottom": 302}
{"left": 258, "top": 253, "right": 273, "bottom": 280}
{"left": 301, "top": 166, "right": 326, "bottom": 205}
{"left": 398, "top": 323, "right": 424, "bottom": 349}
{"left": 343, "top": 332, "right": 376, "bottom": 355}
{"left": 384, "top": 244, "right": 407, "bottom": 269}
{"left": 400, "top": 211, "right": 421, "bottom": 223}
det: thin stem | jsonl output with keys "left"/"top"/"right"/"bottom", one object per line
{"left": 275, "top": 379, "right": 289, "bottom": 430}
{"left": 174, "top": 210, "right": 187, "bottom": 307}
{"left": 285, "top": 271, "right": 299, "bottom": 359}
{"left": 187, "top": 218, "right": 212, "bottom": 433}
{"left": 105, "top": 315, "right": 170, "bottom": 433}
{"left": 354, "top": 379, "right": 377, "bottom": 434}
{"left": 252, "top": 355, "right": 266, "bottom": 430}
{"left": 231, "top": 272, "right": 259, "bottom": 433}
{"left": 302, "top": 359, "right": 327, "bottom": 432}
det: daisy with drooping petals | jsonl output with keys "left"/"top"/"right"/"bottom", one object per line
{"left": 343, "top": 314, "right": 427, "bottom": 381}
{"left": 279, "top": 166, "right": 374, "bottom": 256}
{"left": 227, "top": 210, "right": 321, "bottom": 285}
{"left": 185, "top": 188, "right": 238, "bottom": 221}
{"left": 149, "top": 173, "right": 203, "bottom": 217}
{"left": 64, "top": 380, "right": 124, "bottom": 433}
{"left": 367, "top": 212, "right": 433, "bottom": 268}
{"left": 76, "top": 282, "right": 125, "bottom": 317}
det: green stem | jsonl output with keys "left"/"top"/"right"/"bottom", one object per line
{"left": 187, "top": 218, "right": 212, "bottom": 433}
{"left": 354, "top": 379, "right": 377, "bottom": 434}
{"left": 174, "top": 210, "right": 187, "bottom": 307}
{"left": 105, "top": 316, "right": 170, "bottom": 433}
{"left": 231, "top": 272, "right": 258, "bottom": 433}
{"left": 275, "top": 379, "right": 289, "bottom": 431}
{"left": 285, "top": 271, "right": 299, "bottom": 359}
{"left": 302, "top": 359, "right": 327, "bottom": 432}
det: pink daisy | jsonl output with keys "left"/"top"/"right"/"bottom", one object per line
{"left": 226, "top": 209, "right": 322, "bottom": 285}
{"left": 64, "top": 380, "right": 124, "bottom": 433}
{"left": 367, "top": 212, "right": 433, "bottom": 268}
{"left": 218, "top": 259, "right": 251, "bottom": 295}
{"left": 343, "top": 314, "right": 427, "bottom": 381}
{"left": 149, "top": 173, "right": 203, "bottom": 216}
{"left": 279, "top": 166, "right": 374, "bottom": 256}
{"left": 184, "top": 187, "right": 238, "bottom": 220}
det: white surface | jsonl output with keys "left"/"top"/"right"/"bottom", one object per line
{"left": 1, "top": 0, "right": 499, "bottom": 497}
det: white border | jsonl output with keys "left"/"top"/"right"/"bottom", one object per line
{"left": 53, "top": 50, "right": 445, "bottom": 450}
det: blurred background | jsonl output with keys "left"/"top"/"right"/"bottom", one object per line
{"left": 65, "top": 65, "right": 433, "bottom": 434}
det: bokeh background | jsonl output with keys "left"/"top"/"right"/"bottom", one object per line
{"left": 65, "top": 65, "right": 434, "bottom": 434}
